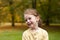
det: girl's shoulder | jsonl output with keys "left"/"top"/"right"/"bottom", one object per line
{"left": 39, "top": 28, "right": 48, "bottom": 34}
{"left": 22, "top": 29, "right": 30, "bottom": 35}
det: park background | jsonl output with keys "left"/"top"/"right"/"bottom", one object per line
{"left": 0, "top": 0, "right": 60, "bottom": 40}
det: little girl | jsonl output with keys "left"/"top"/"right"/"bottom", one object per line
{"left": 22, "top": 8, "right": 48, "bottom": 40}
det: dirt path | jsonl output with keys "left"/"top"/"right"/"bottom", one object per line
{"left": 0, "top": 23, "right": 60, "bottom": 32}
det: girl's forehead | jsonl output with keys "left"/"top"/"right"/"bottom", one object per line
{"left": 24, "top": 14, "right": 35, "bottom": 18}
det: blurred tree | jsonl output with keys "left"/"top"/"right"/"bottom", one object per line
{"left": 38, "top": 0, "right": 60, "bottom": 25}
{"left": 32, "top": 0, "right": 36, "bottom": 9}
{"left": 45, "top": 0, "right": 51, "bottom": 26}
{"left": 0, "top": 0, "right": 60, "bottom": 26}
{"left": 8, "top": 0, "right": 15, "bottom": 27}
{"left": 37, "top": 0, "right": 50, "bottom": 26}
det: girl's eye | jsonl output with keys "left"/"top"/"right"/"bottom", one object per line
{"left": 28, "top": 18, "right": 31, "bottom": 20}
{"left": 25, "top": 19, "right": 27, "bottom": 21}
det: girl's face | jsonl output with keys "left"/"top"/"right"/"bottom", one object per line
{"left": 24, "top": 14, "right": 39, "bottom": 28}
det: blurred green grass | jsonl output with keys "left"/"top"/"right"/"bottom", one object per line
{"left": 0, "top": 29, "right": 60, "bottom": 40}
{"left": 0, "top": 24, "right": 60, "bottom": 40}
{"left": 48, "top": 30, "right": 60, "bottom": 40}
{"left": 0, "top": 30, "right": 23, "bottom": 40}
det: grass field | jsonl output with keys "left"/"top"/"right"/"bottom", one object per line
{"left": 0, "top": 29, "right": 23, "bottom": 40}
{"left": 48, "top": 30, "right": 60, "bottom": 40}
{"left": 0, "top": 25, "right": 60, "bottom": 40}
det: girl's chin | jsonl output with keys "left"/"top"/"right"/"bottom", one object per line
{"left": 28, "top": 24, "right": 34, "bottom": 28}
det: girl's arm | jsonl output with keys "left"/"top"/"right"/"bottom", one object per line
{"left": 43, "top": 30, "right": 49, "bottom": 40}
{"left": 22, "top": 32, "right": 29, "bottom": 40}
{"left": 22, "top": 33, "right": 26, "bottom": 40}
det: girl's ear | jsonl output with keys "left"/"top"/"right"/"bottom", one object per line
{"left": 36, "top": 16, "right": 40, "bottom": 22}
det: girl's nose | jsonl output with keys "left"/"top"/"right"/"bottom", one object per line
{"left": 26, "top": 20, "right": 30, "bottom": 23}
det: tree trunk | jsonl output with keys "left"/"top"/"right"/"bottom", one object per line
{"left": 45, "top": 0, "right": 51, "bottom": 26}
{"left": 9, "top": 0, "right": 15, "bottom": 27}
{"left": 32, "top": 0, "right": 36, "bottom": 9}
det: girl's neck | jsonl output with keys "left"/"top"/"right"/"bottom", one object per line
{"left": 31, "top": 26, "right": 39, "bottom": 30}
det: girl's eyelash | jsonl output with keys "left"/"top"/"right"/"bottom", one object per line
{"left": 25, "top": 20, "right": 27, "bottom": 21}
{"left": 25, "top": 19, "right": 27, "bottom": 21}
{"left": 25, "top": 18, "right": 31, "bottom": 21}
{"left": 29, "top": 18, "right": 31, "bottom": 20}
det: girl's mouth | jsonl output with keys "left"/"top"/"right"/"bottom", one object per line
{"left": 27, "top": 23, "right": 31, "bottom": 26}
{"left": 27, "top": 22, "right": 33, "bottom": 26}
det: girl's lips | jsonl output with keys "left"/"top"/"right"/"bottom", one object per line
{"left": 27, "top": 23, "right": 31, "bottom": 26}
{"left": 27, "top": 22, "right": 33, "bottom": 26}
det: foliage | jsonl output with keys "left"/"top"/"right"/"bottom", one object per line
{"left": 0, "top": 0, "right": 60, "bottom": 24}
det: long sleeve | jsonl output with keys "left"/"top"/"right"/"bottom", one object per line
{"left": 42, "top": 30, "right": 48, "bottom": 40}
{"left": 22, "top": 32, "right": 27, "bottom": 40}
{"left": 22, "top": 31, "right": 30, "bottom": 40}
